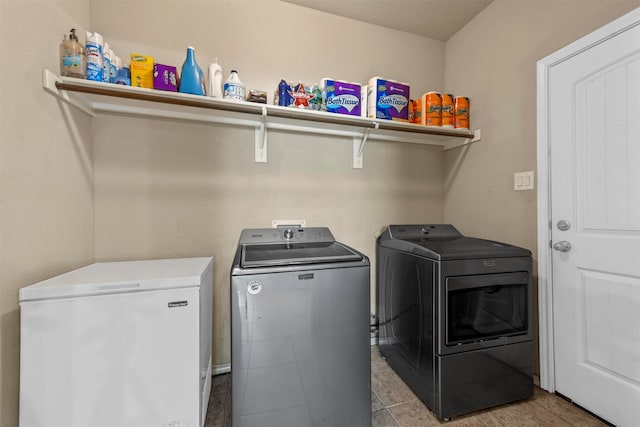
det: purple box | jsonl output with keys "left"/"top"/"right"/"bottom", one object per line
{"left": 321, "top": 78, "right": 361, "bottom": 116}
{"left": 153, "top": 64, "right": 178, "bottom": 92}
{"left": 367, "top": 77, "right": 410, "bottom": 121}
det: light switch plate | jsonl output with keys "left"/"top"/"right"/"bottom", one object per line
{"left": 514, "top": 171, "right": 535, "bottom": 191}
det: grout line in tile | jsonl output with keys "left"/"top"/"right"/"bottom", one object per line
{"left": 384, "top": 398, "right": 419, "bottom": 410}
{"left": 531, "top": 400, "right": 570, "bottom": 427}
{"left": 384, "top": 405, "right": 404, "bottom": 427}
{"left": 531, "top": 397, "right": 607, "bottom": 427}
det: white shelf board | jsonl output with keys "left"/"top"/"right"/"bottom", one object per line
{"left": 43, "top": 69, "right": 480, "bottom": 168}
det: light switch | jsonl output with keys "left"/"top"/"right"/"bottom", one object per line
{"left": 514, "top": 171, "right": 535, "bottom": 191}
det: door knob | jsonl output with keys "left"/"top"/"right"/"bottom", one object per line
{"left": 553, "top": 240, "right": 572, "bottom": 252}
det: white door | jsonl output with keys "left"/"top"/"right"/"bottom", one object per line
{"left": 542, "top": 10, "right": 640, "bottom": 427}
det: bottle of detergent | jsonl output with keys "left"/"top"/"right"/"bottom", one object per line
{"left": 223, "top": 70, "right": 246, "bottom": 101}
{"left": 178, "top": 46, "right": 205, "bottom": 96}
{"left": 59, "top": 28, "right": 86, "bottom": 78}
{"left": 206, "top": 58, "right": 223, "bottom": 98}
{"left": 85, "top": 31, "right": 103, "bottom": 82}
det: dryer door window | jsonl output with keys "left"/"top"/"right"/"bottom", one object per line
{"left": 445, "top": 272, "right": 529, "bottom": 346}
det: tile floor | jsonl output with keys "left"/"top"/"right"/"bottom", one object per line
{"left": 205, "top": 346, "right": 608, "bottom": 427}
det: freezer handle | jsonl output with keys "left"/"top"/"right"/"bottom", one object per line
{"left": 96, "top": 282, "right": 141, "bottom": 292}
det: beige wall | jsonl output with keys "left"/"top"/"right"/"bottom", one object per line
{"left": 0, "top": 1, "right": 94, "bottom": 425}
{"left": 92, "top": 118, "right": 445, "bottom": 369}
{"left": 88, "top": 0, "right": 445, "bottom": 101}
{"left": 88, "top": 0, "right": 447, "bottom": 369}
{"left": 443, "top": 0, "right": 640, "bottom": 256}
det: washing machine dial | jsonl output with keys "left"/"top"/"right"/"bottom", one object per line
{"left": 283, "top": 229, "right": 295, "bottom": 240}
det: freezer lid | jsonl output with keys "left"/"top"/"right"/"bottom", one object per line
{"left": 19, "top": 257, "right": 213, "bottom": 302}
{"left": 240, "top": 241, "right": 363, "bottom": 268}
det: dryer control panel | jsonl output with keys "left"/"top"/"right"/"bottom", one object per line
{"left": 388, "top": 224, "right": 462, "bottom": 239}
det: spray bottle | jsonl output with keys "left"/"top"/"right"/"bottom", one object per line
{"left": 59, "top": 29, "right": 86, "bottom": 78}
{"left": 85, "top": 31, "right": 103, "bottom": 82}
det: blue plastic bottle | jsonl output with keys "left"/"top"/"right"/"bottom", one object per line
{"left": 178, "top": 47, "right": 205, "bottom": 96}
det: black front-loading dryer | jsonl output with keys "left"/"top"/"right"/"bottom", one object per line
{"left": 376, "top": 224, "right": 533, "bottom": 420}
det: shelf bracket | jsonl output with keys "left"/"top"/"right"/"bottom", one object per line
{"left": 255, "top": 106, "right": 267, "bottom": 163}
{"left": 442, "top": 128, "right": 481, "bottom": 151}
{"left": 42, "top": 69, "right": 95, "bottom": 117}
{"left": 353, "top": 122, "right": 378, "bottom": 169}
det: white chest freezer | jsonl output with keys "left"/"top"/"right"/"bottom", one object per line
{"left": 19, "top": 257, "right": 214, "bottom": 427}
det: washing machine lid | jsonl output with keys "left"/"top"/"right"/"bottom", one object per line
{"left": 380, "top": 224, "right": 531, "bottom": 260}
{"left": 241, "top": 241, "right": 363, "bottom": 268}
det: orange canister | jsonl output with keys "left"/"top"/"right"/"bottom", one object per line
{"left": 441, "top": 93, "right": 454, "bottom": 128}
{"left": 421, "top": 92, "right": 442, "bottom": 126}
{"left": 408, "top": 99, "right": 415, "bottom": 123}
{"left": 454, "top": 96, "right": 470, "bottom": 129}
{"left": 413, "top": 98, "right": 422, "bottom": 124}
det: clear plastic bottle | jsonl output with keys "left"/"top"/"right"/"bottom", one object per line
{"left": 59, "top": 29, "right": 86, "bottom": 78}
{"left": 223, "top": 70, "right": 246, "bottom": 101}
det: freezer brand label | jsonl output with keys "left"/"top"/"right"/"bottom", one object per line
{"left": 298, "top": 273, "right": 314, "bottom": 280}
{"left": 248, "top": 281, "right": 262, "bottom": 295}
{"left": 483, "top": 260, "right": 496, "bottom": 267}
{"left": 168, "top": 300, "right": 188, "bottom": 308}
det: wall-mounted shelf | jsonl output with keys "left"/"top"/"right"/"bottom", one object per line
{"left": 43, "top": 69, "right": 480, "bottom": 168}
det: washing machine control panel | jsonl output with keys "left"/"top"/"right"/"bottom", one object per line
{"left": 278, "top": 227, "right": 334, "bottom": 242}
{"left": 239, "top": 227, "right": 336, "bottom": 244}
